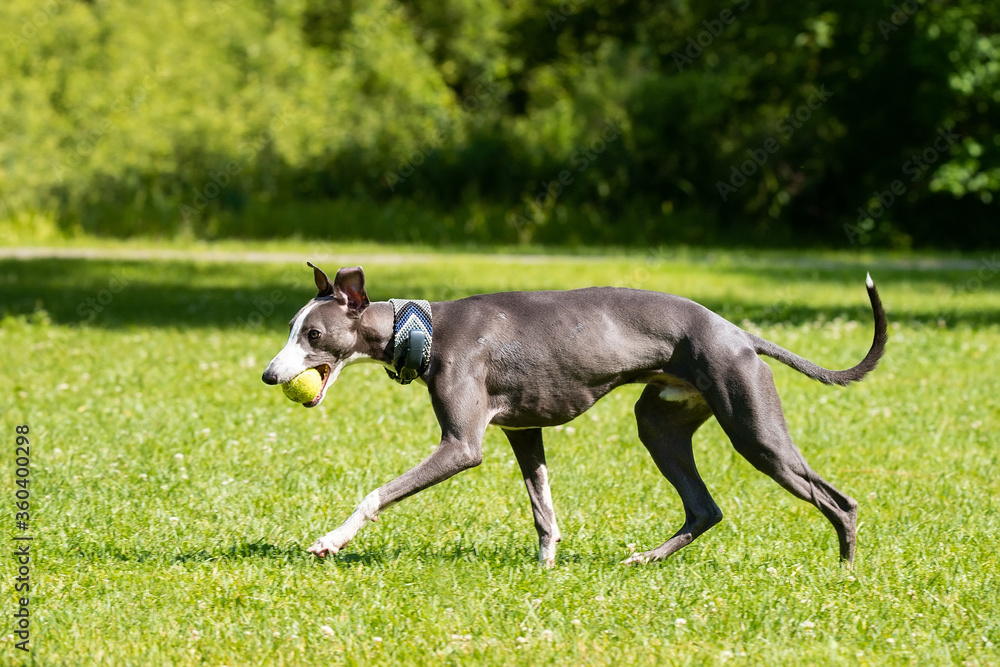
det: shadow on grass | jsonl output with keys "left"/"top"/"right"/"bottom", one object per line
{"left": 72, "top": 538, "right": 558, "bottom": 567}
{"left": 3, "top": 257, "right": 998, "bottom": 330}
{"left": 72, "top": 539, "right": 313, "bottom": 565}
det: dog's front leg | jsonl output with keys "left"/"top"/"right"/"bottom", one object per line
{"left": 308, "top": 432, "right": 485, "bottom": 558}
{"left": 503, "top": 428, "right": 561, "bottom": 567}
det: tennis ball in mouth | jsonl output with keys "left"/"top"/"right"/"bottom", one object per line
{"left": 281, "top": 368, "right": 323, "bottom": 403}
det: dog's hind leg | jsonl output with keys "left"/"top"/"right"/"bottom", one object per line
{"left": 622, "top": 384, "right": 719, "bottom": 564}
{"left": 503, "top": 428, "right": 561, "bottom": 567}
{"left": 705, "top": 353, "right": 858, "bottom": 562}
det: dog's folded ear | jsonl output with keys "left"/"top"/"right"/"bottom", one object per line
{"left": 334, "top": 266, "right": 370, "bottom": 317}
{"left": 307, "top": 262, "right": 370, "bottom": 316}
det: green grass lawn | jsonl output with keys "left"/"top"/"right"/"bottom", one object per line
{"left": 2, "top": 246, "right": 998, "bottom": 665}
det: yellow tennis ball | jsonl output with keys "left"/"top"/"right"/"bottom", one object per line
{"left": 281, "top": 368, "right": 323, "bottom": 403}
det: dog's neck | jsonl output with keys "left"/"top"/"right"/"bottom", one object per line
{"left": 356, "top": 301, "right": 396, "bottom": 366}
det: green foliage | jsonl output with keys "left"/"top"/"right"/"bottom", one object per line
{"left": 2, "top": 246, "right": 999, "bottom": 664}
{"left": 0, "top": 0, "right": 998, "bottom": 248}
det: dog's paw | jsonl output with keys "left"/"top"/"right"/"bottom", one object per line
{"left": 307, "top": 535, "right": 345, "bottom": 558}
{"left": 538, "top": 542, "right": 558, "bottom": 569}
{"left": 620, "top": 551, "right": 652, "bottom": 566}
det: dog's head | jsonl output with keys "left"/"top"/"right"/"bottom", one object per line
{"left": 261, "top": 263, "right": 370, "bottom": 407}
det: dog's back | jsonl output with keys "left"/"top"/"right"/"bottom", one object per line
{"left": 430, "top": 287, "right": 720, "bottom": 428}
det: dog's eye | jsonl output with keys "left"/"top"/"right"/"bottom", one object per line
{"left": 308, "top": 329, "right": 321, "bottom": 341}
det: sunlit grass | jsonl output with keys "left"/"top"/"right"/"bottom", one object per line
{"left": 1, "top": 248, "right": 998, "bottom": 665}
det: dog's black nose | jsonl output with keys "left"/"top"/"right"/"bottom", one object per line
{"left": 261, "top": 369, "right": 279, "bottom": 385}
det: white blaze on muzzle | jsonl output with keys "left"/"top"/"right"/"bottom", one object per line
{"left": 266, "top": 302, "right": 318, "bottom": 383}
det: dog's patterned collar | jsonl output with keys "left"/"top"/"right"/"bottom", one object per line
{"left": 385, "top": 299, "right": 433, "bottom": 385}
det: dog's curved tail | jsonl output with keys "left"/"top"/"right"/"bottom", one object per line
{"left": 749, "top": 273, "right": 888, "bottom": 386}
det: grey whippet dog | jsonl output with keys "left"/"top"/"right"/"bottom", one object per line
{"left": 262, "top": 264, "right": 887, "bottom": 565}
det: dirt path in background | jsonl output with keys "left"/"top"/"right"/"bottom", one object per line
{"left": 0, "top": 245, "right": 985, "bottom": 271}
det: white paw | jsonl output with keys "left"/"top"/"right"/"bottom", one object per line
{"left": 620, "top": 552, "right": 651, "bottom": 566}
{"left": 307, "top": 533, "right": 347, "bottom": 558}
{"left": 539, "top": 543, "right": 558, "bottom": 568}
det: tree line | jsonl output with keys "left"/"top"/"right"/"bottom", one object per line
{"left": 1, "top": 0, "right": 997, "bottom": 248}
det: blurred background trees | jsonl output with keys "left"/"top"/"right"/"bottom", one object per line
{"left": 1, "top": 0, "right": 997, "bottom": 248}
